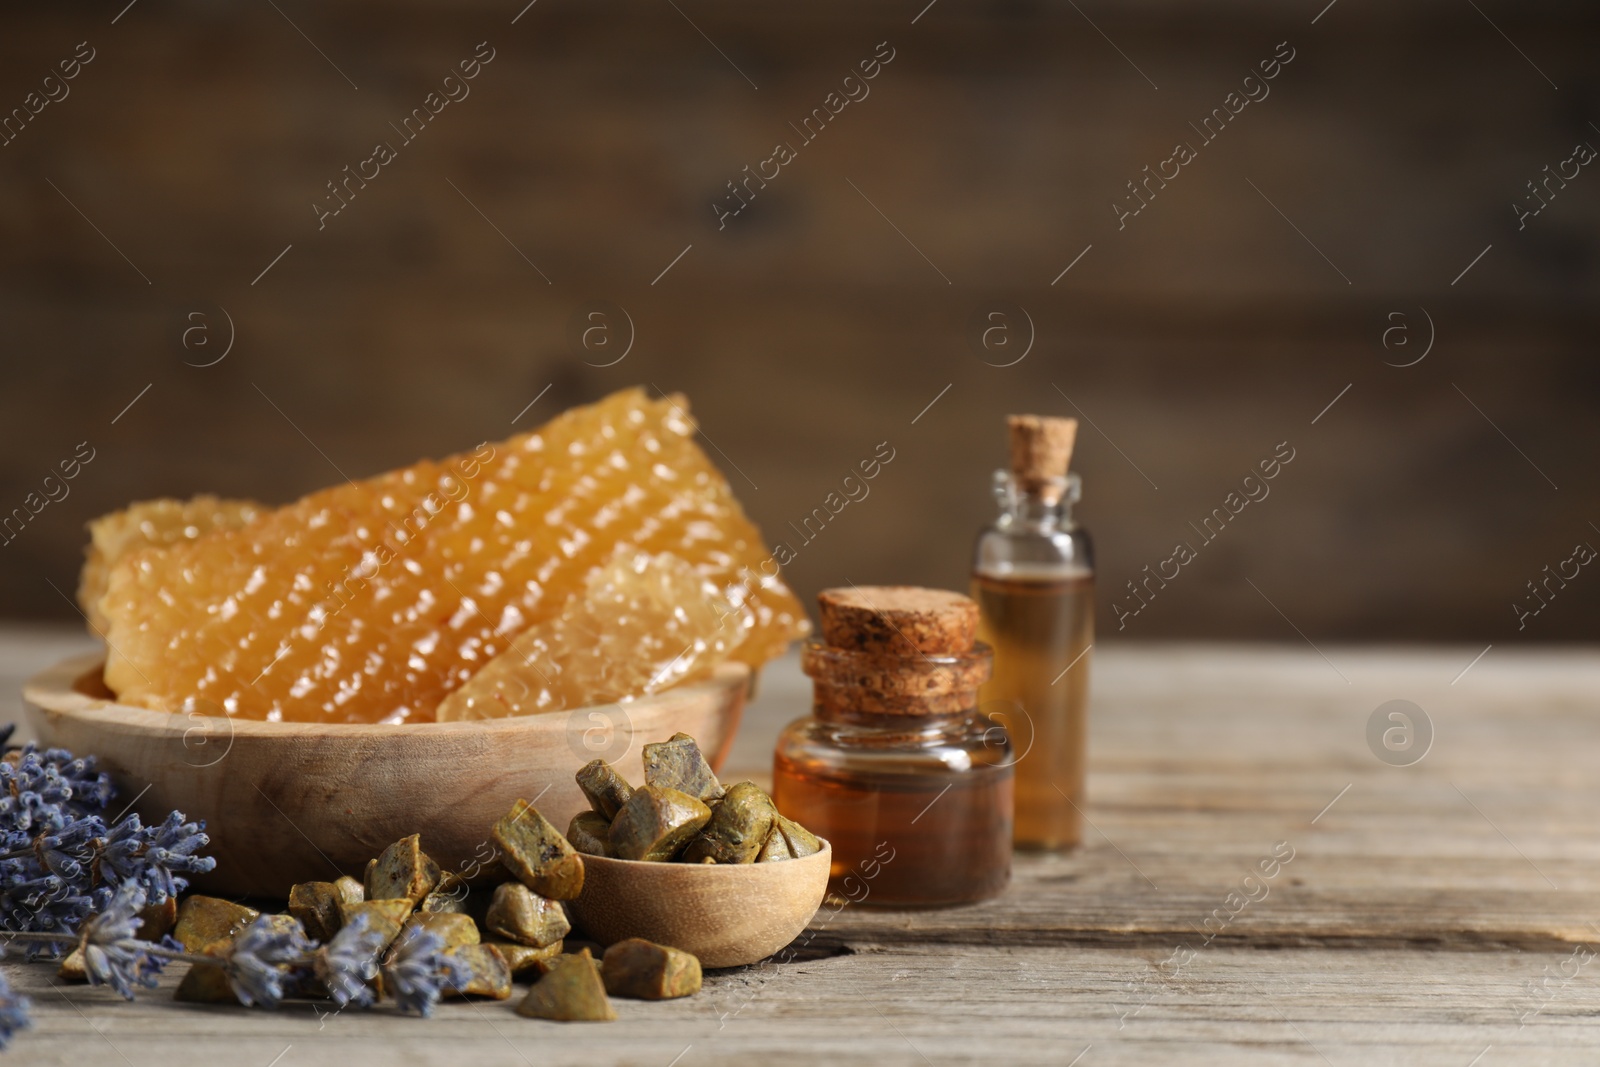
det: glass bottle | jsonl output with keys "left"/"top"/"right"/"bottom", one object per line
{"left": 972, "top": 416, "right": 1094, "bottom": 850}
{"left": 772, "top": 586, "right": 1014, "bottom": 907}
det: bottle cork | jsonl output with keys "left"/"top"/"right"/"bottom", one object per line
{"left": 806, "top": 586, "right": 990, "bottom": 717}
{"left": 1007, "top": 414, "right": 1077, "bottom": 503}
{"left": 817, "top": 586, "right": 979, "bottom": 658}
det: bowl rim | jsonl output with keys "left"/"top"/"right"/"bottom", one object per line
{"left": 23, "top": 652, "right": 751, "bottom": 738}
{"left": 578, "top": 838, "right": 832, "bottom": 873}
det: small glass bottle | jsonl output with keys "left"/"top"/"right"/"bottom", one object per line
{"left": 773, "top": 586, "right": 1013, "bottom": 907}
{"left": 972, "top": 415, "right": 1094, "bottom": 851}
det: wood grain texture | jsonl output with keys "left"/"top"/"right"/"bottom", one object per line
{"left": 570, "top": 845, "right": 831, "bottom": 969}
{"left": 20, "top": 652, "right": 749, "bottom": 896}
{"left": 6, "top": 633, "right": 1600, "bottom": 1064}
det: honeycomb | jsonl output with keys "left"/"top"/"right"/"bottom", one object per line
{"left": 78, "top": 496, "right": 264, "bottom": 635}
{"left": 435, "top": 546, "right": 744, "bottom": 721}
{"left": 97, "top": 388, "right": 807, "bottom": 723}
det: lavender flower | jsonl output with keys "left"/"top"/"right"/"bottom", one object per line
{"left": 5, "top": 886, "right": 317, "bottom": 1013}
{"left": 215, "top": 917, "right": 315, "bottom": 1009}
{"left": 380, "top": 927, "right": 469, "bottom": 1017}
{"left": 0, "top": 743, "right": 213, "bottom": 937}
{"left": 0, "top": 744, "right": 112, "bottom": 829}
{"left": 79, "top": 883, "right": 171, "bottom": 1000}
{"left": 0, "top": 737, "right": 479, "bottom": 1031}
{"left": 134, "top": 812, "right": 215, "bottom": 902}
{"left": 0, "top": 970, "right": 30, "bottom": 1050}
{"left": 96, "top": 811, "right": 215, "bottom": 905}
{"left": 313, "top": 912, "right": 385, "bottom": 1009}
{"left": 38, "top": 749, "right": 114, "bottom": 814}
{"left": 33, "top": 816, "right": 107, "bottom": 882}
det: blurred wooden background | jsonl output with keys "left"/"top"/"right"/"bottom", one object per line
{"left": 1, "top": 0, "right": 1597, "bottom": 642}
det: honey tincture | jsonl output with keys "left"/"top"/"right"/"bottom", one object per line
{"left": 973, "top": 415, "right": 1094, "bottom": 851}
{"left": 772, "top": 586, "right": 1013, "bottom": 907}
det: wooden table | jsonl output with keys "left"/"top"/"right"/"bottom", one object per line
{"left": 6, "top": 627, "right": 1600, "bottom": 1065}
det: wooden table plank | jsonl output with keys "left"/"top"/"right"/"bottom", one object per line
{"left": 10, "top": 943, "right": 1600, "bottom": 1066}
{"left": 5, "top": 631, "right": 1600, "bottom": 1064}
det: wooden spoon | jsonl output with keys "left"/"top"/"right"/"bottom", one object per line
{"left": 569, "top": 843, "right": 831, "bottom": 969}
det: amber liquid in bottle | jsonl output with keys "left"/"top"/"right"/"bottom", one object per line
{"left": 773, "top": 584, "right": 1014, "bottom": 908}
{"left": 774, "top": 737, "right": 1013, "bottom": 906}
{"left": 974, "top": 569, "right": 1093, "bottom": 850}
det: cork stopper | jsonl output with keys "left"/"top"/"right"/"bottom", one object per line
{"left": 1007, "top": 414, "right": 1077, "bottom": 503}
{"left": 806, "top": 586, "right": 990, "bottom": 717}
{"left": 817, "top": 586, "right": 979, "bottom": 658}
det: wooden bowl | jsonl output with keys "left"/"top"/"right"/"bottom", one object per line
{"left": 569, "top": 843, "right": 831, "bottom": 969}
{"left": 21, "top": 654, "right": 749, "bottom": 898}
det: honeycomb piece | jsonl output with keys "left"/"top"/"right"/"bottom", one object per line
{"left": 97, "top": 388, "right": 808, "bottom": 723}
{"left": 435, "top": 548, "right": 745, "bottom": 721}
{"left": 78, "top": 495, "right": 263, "bottom": 634}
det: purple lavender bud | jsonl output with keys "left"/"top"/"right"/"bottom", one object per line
{"left": 0, "top": 970, "right": 31, "bottom": 1050}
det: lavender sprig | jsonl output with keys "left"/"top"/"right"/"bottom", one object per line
{"left": 211, "top": 917, "right": 317, "bottom": 1008}
{"left": 0, "top": 744, "right": 215, "bottom": 939}
{"left": 381, "top": 927, "right": 470, "bottom": 1017}
{"left": 0, "top": 736, "right": 477, "bottom": 1038}
{"left": 314, "top": 912, "right": 386, "bottom": 1009}
{"left": 0, "top": 971, "right": 30, "bottom": 1050}
{"left": 97, "top": 810, "right": 216, "bottom": 904}
{"left": 78, "top": 883, "right": 173, "bottom": 1000}
{"left": 140, "top": 812, "right": 216, "bottom": 892}
{"left": 6, "top": 890, "right": 325, "bottom": 1011}
{"left": 0, "top": 742, "right": 113, "bottom": 828}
